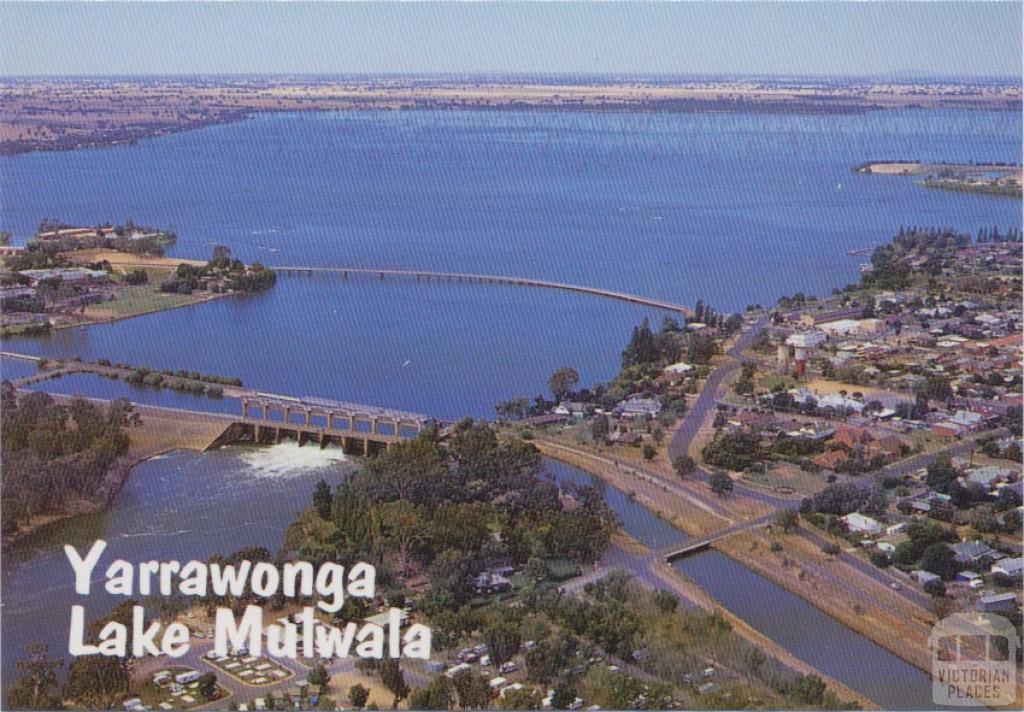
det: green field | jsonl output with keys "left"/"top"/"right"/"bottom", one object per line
{"left": 89, "top": 285, "right": 209, "bottom": 318}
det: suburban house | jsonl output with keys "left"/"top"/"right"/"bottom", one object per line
{"left": 813, "top": 449, "right": 848, "bottom": 471}
{"left": 967, "top": 466, "right": 1016, "bottom": 489}
{"left": 976, "top": 592, "right": 1018, "bottom": 613}
{"left": 553, "top": 401, "right": 594, "bottom": 419}
{"left": 18, "top": 267, "right": 109, "bottom": 285}
{"left": 842, "top": 512, "right": 883, "bottom": 536}
{"left": 991, "top": 557, "right": 1024, "bottom": 578}
{"left": 609, "top": 431, "right": 643, "bottom": 447}
{"left": 951, "top": 540, "right": 997, "bottom": 566}
{"left": 832, "top": 425, "right": 872, "bottom": 449}
{"left": 615, "top": 396, "right": 661, "bottom": 419}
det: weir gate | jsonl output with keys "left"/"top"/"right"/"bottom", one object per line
{"left": 206, "top": 392, "right": 433, "bottom": 456}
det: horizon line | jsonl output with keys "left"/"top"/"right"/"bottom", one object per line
{"left": 2, "top": 71, "right": 1021, "bottom": 82}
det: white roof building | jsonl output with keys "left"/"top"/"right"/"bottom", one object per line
{"left": 992, "top": 557, "right": 1024, "bottom": 577}
{"left": 786, "top": 331, "right": 828, "bottom": 349}
{"left": 842, "top": 512, "right": 883, "bottom": 536}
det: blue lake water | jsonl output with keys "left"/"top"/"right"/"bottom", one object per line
{"left": 2, "top": 109, "right": 1021, "bottom": 418}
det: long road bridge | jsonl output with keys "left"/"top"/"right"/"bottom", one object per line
{"left": 270, "top": 265, "right": 695, "bottom": 317}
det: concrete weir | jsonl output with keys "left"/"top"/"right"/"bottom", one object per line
{"left": 204, "top": 392, "right": 432, "bottom": 456}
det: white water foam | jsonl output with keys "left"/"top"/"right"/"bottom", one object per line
{"left": 236, "top": 441, "right": 349, "bottom": 479}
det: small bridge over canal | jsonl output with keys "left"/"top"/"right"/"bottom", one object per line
{"left": 662, "top": 540, "right": 713, "bottom": 563}
{"left": 656, "top": 512, "right": 776, "bottom": 563}
{"left": 271, "top": 266, "right": 695, "bottom": 317}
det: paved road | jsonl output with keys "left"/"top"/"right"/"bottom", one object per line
{"left": 667, "top": 316, "right": 767, "bottom": 464}
{"left": 661, "top": 316, "right": 801, "bottom": 510}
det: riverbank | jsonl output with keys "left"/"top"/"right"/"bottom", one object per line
{"left": 535, "top": 435, "right": 943, "bottom": 709}
{"left": 853, "top": 160, "right": 1021, "bottom": 176}
{"left": 1, "top": 404, "right": 229, "bottom": 549}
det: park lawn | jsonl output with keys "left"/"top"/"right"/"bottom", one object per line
{"left": 756, "top": 373, "right": 799, "bottom": 393}
{"left": 741, "top": 461, "right": 824, "bottom": 496}
{"left": 84, "top": 284, "right": 210, "bottom": 319}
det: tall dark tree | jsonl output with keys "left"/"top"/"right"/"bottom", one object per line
{"left": 7, "top": 643, "right": 63, "bottom": 711}
{"left": 709, "top": 471, "right": 734, "bottom": 497}
{"left": 380, "top": 659, "right": 410, "bottom": 707}
{"left": 548, "top": 367, "right": 580, "bottom": 402}
{"left": 313, "top": 479, "right": 333, "bottom": 520}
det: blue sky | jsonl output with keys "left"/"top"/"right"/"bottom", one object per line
{"left": 1, "top": 2, "right": 1020, "bottom": 78}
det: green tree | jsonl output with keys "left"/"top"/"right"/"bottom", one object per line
{"left": 709, "top": 471, "right": 734, "bottom": 497}
{"left": 548, "top": 367, "right": 580, "bottom": 402}
{"left": 408, "top": 675, "right": 454, "bottom": 710}
{"left": 792, "top": 674, "right": 827, "bottom": 705}
{"left": 124, "top": 268, "right": 149, "bottom": 285}
{"left": 642, "top": 443, "right": 656, "bottom": 461}
{"left": 653, "top": 589, "right": 679, "bottom": 614}
{"left": 920, "top": 543, "right": 959, "bottom": 580}
{"left": 673, "top": 455, "right": 696, "bottom": 479}
{"left": 483, "top": 618, "right": 523, "bottom": 668}
{"left": 197, "top": 673, "right": 217, "bottom": 698}
{"left": 452, "top": 670, "right": 492, "bottom": 709}
{"left": 551, "top": 682, "right": 576, "bottom": 710}
{"left": 383, "top": 500, "right": 425, "bottom": 575}
{"left": 500, "top": 687, "right": 543, "bottom": 710}
{"left": 925, "top": 453, "right": 959, "bottom": 494}
{"left": 308, "top": 663, "right": 329, "bottom": 689}
{"left": 349, "top": 684, "right": 370, "bottom": 710}
{"left": 380, "top": 659, "right": 410, "bottom": 707}
{"left": 915, "top": 375, "right": 953, "bottom": 402}
{"left": 313, "top": 480, "right": 333, "bottom": 520}
{"left": 7, "top": 643, "right": 63, "bottom": 711}
{"left": 622, "top": 318, "right": 659, "bottom": 367}
{"left": 773, "top": 508, "right": 799, "bottom": 533}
